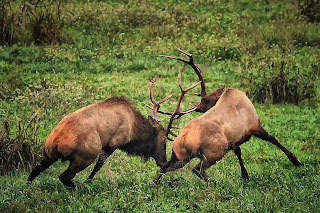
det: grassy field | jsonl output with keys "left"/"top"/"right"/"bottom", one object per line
{"left": 1, "top": 0, "right": 320, "bottom": 212}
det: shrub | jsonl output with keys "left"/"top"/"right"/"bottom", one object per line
{"left": 0, "top": 116, "right": 42, "bottom": 175}
{"left": 0, "top": 1, "right": 28, "bottom": 45}
{"left": 239, "top": 46, "right": 319, "bottom": 104}
{"left": 299, "top": 0, "right": 320, "bottom": 23}
{"left": 0, "top": 0, "right": 65, "bottom": 45}
{"left": 29, "top": 4, "right": 64, "bottom": 45}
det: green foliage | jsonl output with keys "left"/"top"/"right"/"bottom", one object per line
{"left": 0, "top": 116, "right": 42, "bottom": 175}
{"left": 299, "top": 0, "right": 320, "bottom": 22}
{"left": 29, "top": 1, "right": 64, "bottom": 45}
{"left": 239, "top": 45, "right": 320, "bottom": 104}
{"left": 0, "top": 1, "right": 27, "bottom": 45}
{"left": 0, "top": 0, "right": 65, "bottom": 45}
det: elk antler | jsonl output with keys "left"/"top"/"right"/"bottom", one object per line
{"left": 145, "top": 76, "right": 198, "bottom": 120}
{"left": 145, "top": 77, "right": 174, "bottom": 122}
{"left": 165, "top": 65, "right": 201, "bottom": 141}
{"left": 160, "top": 47, "right": 207, "bottom": 98}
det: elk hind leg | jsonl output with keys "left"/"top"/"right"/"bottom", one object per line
{"left": 27, "top": 149, "right": 59, "bottom": 184}
{"left": 84, "top": 149, "right": 114, "bottom": 183}
{"left": 253, "top": 126, "right": 301, "bottom": 166}
{"left": 59, "top": 155, "right": 96, "bottom": 188}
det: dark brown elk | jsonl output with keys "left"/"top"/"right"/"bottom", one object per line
{"left": 154, "top": 49, "right": 301, "bottom": 183}
{"left": 27, "top": 89, "right": 174, "bottom": 187}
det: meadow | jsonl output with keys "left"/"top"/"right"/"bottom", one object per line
{"left": 0, "top": 0, "right": 319, "bottom": 212}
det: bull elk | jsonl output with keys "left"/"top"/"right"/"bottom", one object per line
{"left": 154, "top": 48, "right": 301, "bottom": 183}
{"left": 27, "top": 88, "right": 176, "bottom": 187}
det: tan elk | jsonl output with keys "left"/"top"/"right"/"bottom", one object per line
{"left": 27, "top": 88, "right": 178, "bottom": 187}
{"left": 154, "top": 48, "right": 301, "bottom": 183}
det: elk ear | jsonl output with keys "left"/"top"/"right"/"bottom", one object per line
{"left": 213, "top": 86, "right": 225, "bottom": 96}
{"left": 148, "top": 116, "right": 158, "bottom": 127}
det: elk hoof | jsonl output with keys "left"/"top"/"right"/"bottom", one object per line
{"left": 290, "top": 156, "right": 302, "bottom": 166}
{"left": 241, "top": 171, "right": 249, "bottom": 180}
{"left": 83, "top": 179, "right": 92, "bottom": 184}
{"left": 192, "top": 168, "right": 210, "bottom": 182}
{"left": 150, "top": 181, "right": 158, "bottom": 188}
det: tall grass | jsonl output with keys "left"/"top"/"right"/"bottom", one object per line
{"left": 0, "top": 0, "right": 65, "bottom": 45}
{"left": 0, "top": 116, "right": 42, "bottom": 175}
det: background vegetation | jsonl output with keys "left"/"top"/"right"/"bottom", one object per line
{"left": 0, "top": 0, "right": 319, "bottom": 212}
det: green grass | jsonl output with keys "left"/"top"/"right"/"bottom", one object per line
{"left": 0, "top": 104, "right": 319, "bottom": 212}
{"left": 0, "top": 0, "right": 320, "bottom": 212}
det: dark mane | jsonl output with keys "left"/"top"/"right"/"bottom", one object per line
{"left": 102, "top": 96, "right": 132, "bottom": 105}
{"left": 102, "top": 96, "right": 146, "bottom": 120}
{"left": 102, "top": 96, "right": 158, "bottom": 159}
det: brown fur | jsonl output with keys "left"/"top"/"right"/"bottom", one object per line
{"left": 173, "top": 89, "right": 259, "bottom": 161}
{"left": 156, "top": 88, "right": 301, "bottom": 183}
{"left": 27, "top": 97, "right": 167, "bottom": 187}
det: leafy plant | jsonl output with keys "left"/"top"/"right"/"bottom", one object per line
{"left": 299, "top": 0, "right": 320, "bottom": 23}
{"left": 0, "top": 115, "right": 42, "bottom": 175}
{"left": 0, "top": 0, "right": 65, "bottom": 45}
{"left": 239, "top": 45, "right": 319, "bottom": 104}
{"left": 29, "top": 0, "right": 64, "bottom": 45}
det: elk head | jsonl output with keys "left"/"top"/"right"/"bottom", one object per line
{"left": 145, "top": 77, "right": 174, "bottom": 166}
{"left": 194, "top": 87, "right": 225, "bottom": 112}
{"left": 146, "top": 116, "right": 168, "bottom": 167}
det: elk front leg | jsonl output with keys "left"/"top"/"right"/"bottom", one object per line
{"left": 192, "top": 144, "right": 228, "bottom": 182}
{"left": 153, "top": 151, "right": 190, "bottom": 184}
{"left": 192, "top": 159, "right": 210, "bottom": 182}
{"left": 233, "top": 146, "right": 249, "bottom": 179}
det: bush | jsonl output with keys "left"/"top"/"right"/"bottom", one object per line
{"left": 0, "top": 116, "right": 42, "bottom": 175}
{"left": 299, "top": 0, "right": 320, "bottom": 23}
{"left": 0, "top": 0, "right": 65, "bottom": 45}
{"left": 239, "top": 46, "right": 319, "bottom": 104}
{"left": 29, "top": 5, "right": 64, "bottom": 45}
{"left": 0, "top": 1, "right": 28, "bottom": 45}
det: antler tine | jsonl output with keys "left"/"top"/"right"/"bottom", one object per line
{"left": 176, "top": 47, "right": 192, "bottom": 57}
{"left": 159, "top": 55, "right": 189, "bottom": 64}
{"left": 144, "top": 103, "right": 182, "bottom": 116}
{"left": 148, "top": 77, "right": 174, "bottom": 121}
{"left": 165, "top": 65, "right": 201, "bottom": 139}
{"left": 146, "top": 74, "right": 195, "bottom": 118}
{"left": 149, "top": 77, "right": 157, "bottom": 104}
{"left": 158, "top": 93, "right": 174, "bottom": 104}
{"left": 172, "top": 126, "right": 181, "bottom": 129}
{"left": 160, "top": 48, "right": 207, "bottom": 97}
{"left": 169, "top": 131, "right": 178, "bottom": 137}
{"left": 178, "top": 66, "right": 202, "bottom": 93}
{"left": 167, "top": 137, "right": 174, "bottom": 142}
